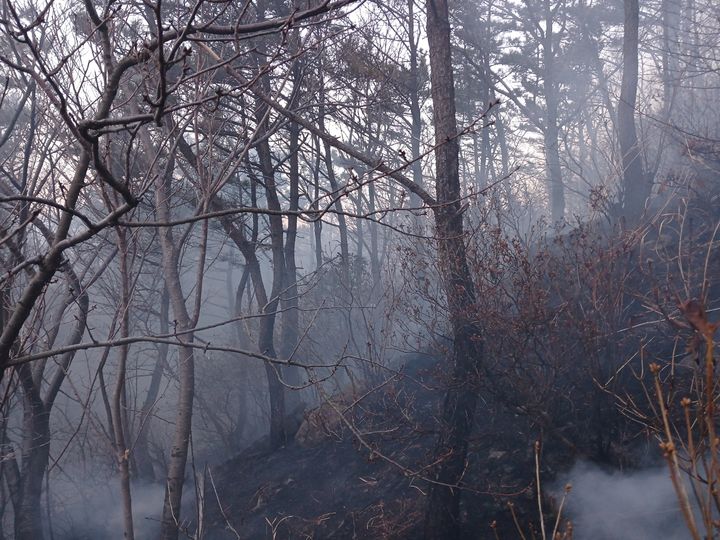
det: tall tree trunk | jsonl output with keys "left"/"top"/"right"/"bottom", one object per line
{"left": 543, "top": 0, "right": 565, "bottom": 222}
{"left": 494, "top": 105, "right": 512, "bottom": 205}
{"left": 408, "top": 0, "right": 424, "bottom": 208}
{"left": 619, "top": 0, "right": 651, "bottom": 218}
{"left": 176, "top": 132, "right": 287, "bottom": 450}
{"left": 230, "top": 229, "right": 286, "bottom": 448}
{"left": 14, "top": 371, "right": 49, "bottom": 540}
{"left": 13, "top": 265, "right": 89, "bottom": 540}
{"left": 312, "top": 134, "right": 324, "bottom": 271}
{"left": 133, "top": 286, "right": 169, "bottom": 482}
{"left": 481, "top": 123, "right": 491, "bottom": 196}
{"left": 661, "top": 0, "right": 679, "bottom": 121}
{"left": 354, "top": 190, "right": 364, "bottom": 281}
{"left": 318, "top": 80, "right": 351, "bottom": 285}
{"left": 322, "top": 137, "right": 351, "bottom": 286}
{"left": 682, "top": 0, "right": 699, "bottom": 112}
{"left": 113, "top": 228, "right": 134, "bottom": 540}
{"left": 155, "top": 157, "right": 195, "bottom": 540}
{"left": 254, "top": 108, "right": 288, "bottom": 450}
{"left": 368, "top": 181, "right": 381, "bottom": 284}
{"left": 478, "top": 53, "right": 491, "bottom": 192}
{"left": 281, "top": 120, "right": 304, "bottom": 410}
{"left": 281, "top": 35, "right": 304, "bottom": 370}
{"left": 250, "top": 23, "right": 295, "bottom": 445}
{"left": 544, "top": 121, "right": 565, "bottom": 222}
{"left": 422, "top": 0, "right": 484, "bottom": 537}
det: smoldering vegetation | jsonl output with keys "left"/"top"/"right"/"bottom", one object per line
{"left": 558, "top": 463, "right": 692, "bottom": 540}
{"left": 0, "top": 0, "right": 719, "bottom": 539}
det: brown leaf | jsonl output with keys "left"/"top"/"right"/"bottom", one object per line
{"left": 678, "top": 299, "right": 718, "bottom": 338}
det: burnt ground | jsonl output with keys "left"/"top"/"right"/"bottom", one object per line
{"left": 203, "top": 354, "right": 576, "bottom": 539}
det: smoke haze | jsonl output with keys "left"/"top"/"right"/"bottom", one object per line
{"left": 560, "top": 462, "right": 692, "bottom": 540}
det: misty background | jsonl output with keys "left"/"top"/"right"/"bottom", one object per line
{"left": 0, "top": 0, "right": 718, "bottom": 538}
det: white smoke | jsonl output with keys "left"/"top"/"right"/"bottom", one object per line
{"left": 49, "top": 470, "right": 165, "bottom": 539}
{"left": 558, "top": 461, "right": 693, "bottom": 540}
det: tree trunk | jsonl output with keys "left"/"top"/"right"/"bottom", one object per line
{"left": 155, "top": 157, "right": 196, "bottom": 540}
{"left": 544, "top": 121, "right": 565, "bottom": 222}
{"left": 543, "top": 1, "right": 565, "bottom": 222}
{"left": 661, "top": 0, "right": 678, "bottom": 121}
{"left": 176, "top": 130, "right": 288, "bottom": 450}
{"left": 133, "top": 286, "right": 169, "bottom": 482}
{"left": 113, "top": 228, "right": 134, "bottom": 540}
{"left": 368, "top": 181, "right": 381, "bottom": 284}
{"left": 254, "top": 106, "right": 288, "bottom": 450}
{"left": 494, "top": 104, "right": 512, "bottom": 205}
{"left": 312, "top": 134, "right": 324, "bottom": 271}
{"left": 619, "top": 0, "right": 651, "bottom": 218}
{"left": 12, "top": 262, "right": 89, "bottom": 540}
{"left": 354, "top": 190, "right": 364, "bottom": 281}
{"left": 230, "top": 227, "right": 287, "bottom": 449}
{"left": 281, "top": 120, "right": 304, "bottom": 410}
{"left": 408, "top": 0, "right": 425, "bottom": 220}
{"left": 14, "top": 373, "right": 49, "bottom": 540}
{"left": 318, "top": 83, "right": 351, "bottom": 285}
{"left": 323, "top": 137, "right": 351, "bottom": 286}
{"left": 422, "top": 0, "right": 484, "bottom": 537}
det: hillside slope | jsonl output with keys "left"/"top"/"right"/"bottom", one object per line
{"left": 203, "top": 354, "right": 571, "bottom": 539}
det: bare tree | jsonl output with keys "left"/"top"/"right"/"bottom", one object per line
{"left": 421, "top": 0, "right": 483, "bottom": 536}
{"left": 619, "top": 0, "right": 651, "bottom": 218}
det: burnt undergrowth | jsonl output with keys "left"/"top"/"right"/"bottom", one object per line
{"left": 203, "top": 353, "right": 573, "bottom": 539}
{"left": 204, "top": 177, "right": 720, "bottom": 539}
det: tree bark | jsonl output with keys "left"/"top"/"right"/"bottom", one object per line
{"left": 155, "top": 157, "right": 195, "bottom": 540}
{"left": 254, "top": 106, "right": 289, "bottom": 450}
{"left": 13, "top": 264, "right": 89, "bottom": 540}
{"left": 312, "top": 134, "right": 324, "bottom": 271}
{"left": 422, "top": 0, "right": 484, "bottom": 537}
{"left": 543, "top": 0, "right": 565, "bottom": 222}
{"left": 619, "top": 0, "right": 651, "bottom": 218}
{"left": 113, "top": 228, "right": 134, "bottom": 540}
{"left": 318, "top": 93, "right": 351, "bottom": 286}
{"left": 408, "top": 0, "right": 424, "bottom": 196}
{"left": 281, "top": 119, "right": 304, "bottom": 410}
{"left": 14, "top": 368, "right": 50, "bottom": 540}
{"left": 133, "top": 290, "right": 168, "bottom": 482}
{"left": 368, "top": 181, "right": 381, "bottom": 284}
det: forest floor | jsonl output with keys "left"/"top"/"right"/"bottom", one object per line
{"left": 204, "top": 354, "right": 575, "bottom": 539}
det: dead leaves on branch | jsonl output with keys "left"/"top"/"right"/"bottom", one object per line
{"left": 678, "top": 298, "right": 718, "bottom": 340}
